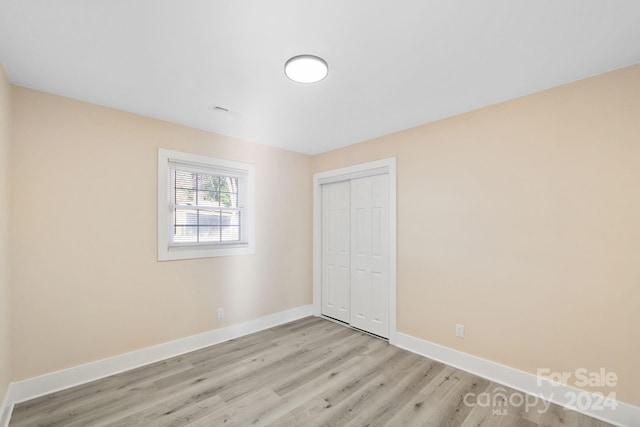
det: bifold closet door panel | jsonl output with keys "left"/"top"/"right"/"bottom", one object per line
{"left": 350, "top": 174, "right": 390, "bottom": 338}
{"left": 321, "top": 181, "right": 351, "bottom": 323}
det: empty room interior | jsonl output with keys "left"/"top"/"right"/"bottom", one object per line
{"left": 0, "top": 1, "right": 639, "bottom": 426}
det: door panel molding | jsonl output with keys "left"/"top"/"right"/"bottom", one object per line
{"left": 313, "top": 158, "right": 397, "bottom": 344}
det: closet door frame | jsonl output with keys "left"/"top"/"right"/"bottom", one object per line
{"left": 313, "top": 157, "right": 397, "bottom": 344}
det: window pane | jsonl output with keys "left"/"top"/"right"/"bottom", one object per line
{"left": 170, "top": 166, "right": 245, "bottom": 246}
{"left": 221, "top": 226, "right": 240, "bottom": 242}
{"left": 174, "top": 209, "right": 198, "bottom": 226}
{"left": 175, "top": 170, "right": 196, "bottom": 190}
{"left": 199, "top": 226, "right": 221, "bottom": 243}
{"left": 196, "top": 174, "right": 217, "bottom": 190}
{"left": 198, "top": 210, "right": 220, "bottom": 226}
{"left": 220, "top": 192, "right": 238, "bottom": 207}
{"left": 222, "top": 210, "right": 240, "bottom": 226}
{"left": 195, "top": 174, "right": 218, "bottom": 207}
{"left": 173, "top": 225, "right": 197, "bottom": 243}
{"left": 197, "top": 190, "right": 219, "bottom": 207}
{"left": 220, "top": 176, "right": 238, "bottom": 193}
{"left": 175, "top": 187, "right": 195, "bottom": 205}
{"left": 197, "top": 189, "right": 220, "bottom": 207}
{"left": 188, "top": 173, "right": 240, "bottom": 208}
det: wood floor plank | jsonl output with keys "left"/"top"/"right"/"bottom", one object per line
{"left": 270, "top": 331, "right": 372, "bottom": 396}
{"left": 312, "top": 351, "right": 426, "bottom": 427}
{"left": 9, "top": 317, "right": 616, "bottom": 427}
{"left": 182, "top": 388, "right": 282, "bottom": 427}
{"left": 343, "top": 357, "right": 447, "bottom": 427}
{"left": 251, "top": 355, "right": 369, "bottom": 427}
{"left": 459, "top": 383, "right": 536, "bottom": 427}
{"left": 383, "top": 366, "right": 488, "bottom": 426}
{"left": 263, "top": 345, "right": 419, "bottom": 426}
{"left": 98, "top": 391, "right": 227, "bottom": 427}
{"left": 10, "top": 355, "right": 194, "bottom": 420}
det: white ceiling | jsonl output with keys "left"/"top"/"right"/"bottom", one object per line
{"left": 0, "top": 1, "right": 639, "bottom": 155}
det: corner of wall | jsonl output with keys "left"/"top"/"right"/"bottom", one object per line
{"left": 0, "top": 59, "right": 13, "bottom": 424}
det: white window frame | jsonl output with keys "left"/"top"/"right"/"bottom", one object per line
{"left": 158, "top": 148, "right": 255, "bottom": 261}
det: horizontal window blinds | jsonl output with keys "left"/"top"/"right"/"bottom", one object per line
{"left": 168, "top": 160, "right": 249, "bottom": 247}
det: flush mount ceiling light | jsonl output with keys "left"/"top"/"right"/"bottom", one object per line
{"left": 284, "top": 55, "right": 328, "bottom": 84}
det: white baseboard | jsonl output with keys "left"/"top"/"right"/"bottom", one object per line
{"left": 0, "top": 388, "right": 11, "bottom": 427}
{"left": 395, "top": 333, "right": 639, "bottom": 427}
{"left": 3, "top": 310, "right": 636, "bottom": 427}
{"left": 0, "top": 304, "right": 313, "bottom": 427}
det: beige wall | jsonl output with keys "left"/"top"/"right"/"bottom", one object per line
{"left": 11, "top": 87, "right": 313, "bottom": 380}
{"left": 7, "top": 65, "right": 639, "bottom": 408}
{"left": 0, "top": 62, "right": 12, "bottom": 405}
{"left": 314, "top": 65, "right": 640, "bottom": 406}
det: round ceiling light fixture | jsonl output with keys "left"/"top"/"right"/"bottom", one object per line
{"left": 284, "top": 55, "right": 328, "bottom": 84}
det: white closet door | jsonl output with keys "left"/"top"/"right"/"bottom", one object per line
{"left": 321, "top": 181, "right": 351, "bottom": 323}
{"left": 350, "top": 174, "right": 390, "bottom": 338}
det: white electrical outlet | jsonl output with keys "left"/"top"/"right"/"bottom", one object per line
{"left": 455, "top": 324, "right": 465, "bottom": 338}
{"left": 217, "top": 307, "right": 224, "bottom": 319}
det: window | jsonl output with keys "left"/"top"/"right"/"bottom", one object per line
{"left": 158, "top": 149, "right": 255, "bottom": 260}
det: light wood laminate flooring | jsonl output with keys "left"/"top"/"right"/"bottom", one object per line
{"left": 9, "top": 316, "right": 614, "bottom": 426}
